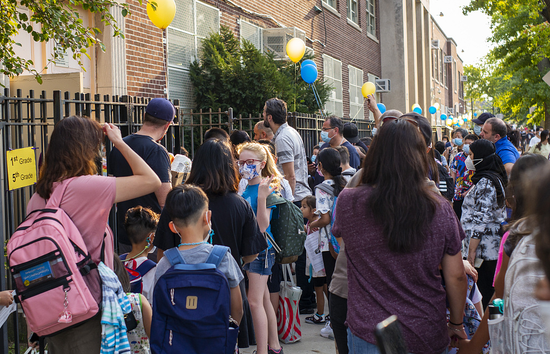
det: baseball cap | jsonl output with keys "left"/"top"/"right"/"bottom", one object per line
{"left": 343, "top": 123, "right": 360, "bottom": 144}
{"left": 472, "top": 112, "right": 494, "bottom": 125}
{"left": 146, "top": 98, "right": 175, "bottom": 122}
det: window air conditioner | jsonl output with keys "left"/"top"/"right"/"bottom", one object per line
{"left": 375, "top": 79, "right": 391, "bottom": 93}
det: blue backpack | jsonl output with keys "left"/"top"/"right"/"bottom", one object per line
{"left": 119, "top": 254, "right": 156, "bottom": 294}
{"left": 150, "top": 245, "right": 238, "bottom": 354}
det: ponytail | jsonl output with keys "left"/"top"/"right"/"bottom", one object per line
{"left": 317, "top": 148, "right": 347, "bottom": 197}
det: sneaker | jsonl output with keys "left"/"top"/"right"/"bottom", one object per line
{"left": 305, "top": 313, "right": 326, "bottom": 324}
{"left": 320, "top": 320, "right": 334, "bottom": 340}
{"left": 299, "top": 306, "right": 316, "bottom": 315}
{"left": 268, "top": 346, "right": 284, "bottom": 354}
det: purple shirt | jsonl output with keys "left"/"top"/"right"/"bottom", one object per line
{"left": 332, "top": 186, "right": 464, "bottom": 354}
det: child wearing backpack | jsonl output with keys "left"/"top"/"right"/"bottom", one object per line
{"left": 120, "top": 206, "right": 159, "bottom": 304}
{"left": 152, "top": 185, "right": 243, "bottom": 354}
{"left": 237, "top": 142, "right": 284, "bottom": 354}
{"left": 113, "top": 255, "right": 153, "bottom": 354}
{"left": 301, "top": 195, "right": 329, "bottom": 325}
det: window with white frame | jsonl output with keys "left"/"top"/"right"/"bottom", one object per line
{"left": 323, "top": 0, "right": 337, "bottom": 10}
{"left": 167, "top": 0, "right": 220, "bottom": 109}
{"left": 240, "top": 20, "right": 262, "bottom": 51}
{"left": 347, "top": 0, "right": 358, "bottom": 24}
{"left": 366, "top": 0, "right": 376, "bottom": 36}
{"left": 439, "top": 49, "right": 443, "bottom": 83}
{"left": 323, "top": 54, "right": 343, "bottom": 117}
{"left": 453, "top": 61, "right": 457, "bottom": 91}
{"left": 348, "top": 65, "right": 364, "bottom": 119}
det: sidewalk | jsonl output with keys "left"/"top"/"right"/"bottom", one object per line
{"left": 240, "top": 313, "right": 337, "bottom": 354}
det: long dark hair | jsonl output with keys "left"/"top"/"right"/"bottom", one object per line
{"left": 535, "top": 129, "right": 549, "bottom": 151}
{"left": 470, "top": 139, "right": 508, "bottom": 208}
{"left": 185, "top": 139, "right": 239, "bottom": 194}
{"left": 402, "top": 112, "right": 439, "bottom": 184}
{"left": 317, "top": 148, "right": 346, "bottom": 197}
{"left": 505, "top": 155, "right": 549, "bottom": 252}
{"left": 36, "top": 116, "right": 103, "bottom": 199}
{"left": 361, "top": 119, "right": 438, "bottom": 253}
{"left": 531, "top": 165, "right": 550, "bottom": 279}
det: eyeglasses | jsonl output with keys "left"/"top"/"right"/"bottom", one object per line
{"left": 236, "top": 159, "right": 262, "bottom": 167}
{"left": 381, "top": 116, "right": 419, "bottom": 127}
{"left": 321, "top": 127, "right": 334, "bottom": 132}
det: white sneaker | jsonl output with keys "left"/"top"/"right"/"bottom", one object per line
{"left": 320, "top": 320, "right": 334, "bottom": 340}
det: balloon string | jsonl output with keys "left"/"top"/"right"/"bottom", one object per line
{"left": 294, "top": 63, "right": 297, "bottom": 112}
{"left": 350, "top": 97, "right": 367, "bottom": 123}
{"left": 311, "top": 84, "right": 324, "bottom": 120}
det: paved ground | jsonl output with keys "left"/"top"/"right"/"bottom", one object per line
{"left": 240, "top": 312, "right": 337, "bottom": 354}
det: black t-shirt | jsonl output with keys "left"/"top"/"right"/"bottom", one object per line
{"left": 153, "top": 192, "right": 267, "bottom": 267}
{"left": 108, "top": 134, "right": 171, "bottom": 245}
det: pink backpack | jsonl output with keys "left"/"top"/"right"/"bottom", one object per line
{"left": 7, "top": 178, "right": 101, "bottom": 336}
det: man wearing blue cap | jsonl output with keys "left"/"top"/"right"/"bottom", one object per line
{"left": 108, "top": 98, "right": 175, "bottom": 254}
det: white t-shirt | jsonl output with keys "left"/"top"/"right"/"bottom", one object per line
{"left": 530, "top": 136, "right": 541, "bottom": 147}
{"left": 123, "top": 256, "right": 156, "bottom": 305}
{"left": 314, "top": 180, "right": 335, "bottom": 252}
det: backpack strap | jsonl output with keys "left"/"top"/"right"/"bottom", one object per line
{"left": 315, "top": 182, "right": 335, "bottom": 196}
{"left": 205, "top": 245, "right": 229, "bottom": 268}
{"left": 135, "top": 259, "right": 156, "bottom": 276}
{"left": 164, "top": 247, "right": 186, "bottom": 266}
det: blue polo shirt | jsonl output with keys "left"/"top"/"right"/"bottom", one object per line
{"left": 495, "top": 137, "right": 520, "bottom": 164}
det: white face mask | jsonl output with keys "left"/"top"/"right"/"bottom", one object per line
{"left": 465, "top": 156, "right": 483, "bottom": 171}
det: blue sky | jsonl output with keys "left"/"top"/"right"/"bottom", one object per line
{"left": 430, "top": 0, "right": 493, "bottom": 66}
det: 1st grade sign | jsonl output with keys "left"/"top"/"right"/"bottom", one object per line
{"left": 6, "top": 147, "right": 37, "bottom": 190}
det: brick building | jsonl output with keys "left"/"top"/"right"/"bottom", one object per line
{"left": 430, "top": 16, "right": 466, "bottom": 139}
{"left": 8, "top": 0, "right": 382, "bottom": 120}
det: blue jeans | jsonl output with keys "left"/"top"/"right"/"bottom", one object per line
{"left": 243, "top": 249, "right": 275, "bottom": 275}
{"left": 347, "top": 328, "right": 448, "bottom": 354}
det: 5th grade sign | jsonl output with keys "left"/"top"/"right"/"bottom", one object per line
{"left": 6, "top": 147, "right": 37, "bottom": 190}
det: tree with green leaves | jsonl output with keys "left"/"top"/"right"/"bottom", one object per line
{"left": 189, "top": 26, "right": 331, "bottom": 117}
{"left": 464, "top": 0, "right": 550, "bottom": 127}
{"left": 1, "top": 0, "right": 131, "bottom": 83}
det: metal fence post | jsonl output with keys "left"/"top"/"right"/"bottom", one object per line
{"left": 228, "top": 107, "right": 233, "bottom": 132}
{"left": 53, "top": 90, "right": 62, "bottom": 124}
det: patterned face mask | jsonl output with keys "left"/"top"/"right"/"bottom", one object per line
{"left": 239, "top": 163, "right": 260, "bottom": 180}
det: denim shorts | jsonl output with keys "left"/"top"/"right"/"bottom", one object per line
{"left": 243, "top": 249, "right": 275, "bottom": 276}
{"left": 347, "top": 328, "right": 448, "bottom": 354}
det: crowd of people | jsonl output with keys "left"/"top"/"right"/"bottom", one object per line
{"left": 3, "top": 94, "right": 550, "bottom": 354}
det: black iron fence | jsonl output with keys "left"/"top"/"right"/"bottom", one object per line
{"left": 0, "top": 89, "right": 373, "bottom": 353}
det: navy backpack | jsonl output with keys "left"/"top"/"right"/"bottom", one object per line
{"left": 119, "top": 254, "right": 156, "bottom": 294}
{"left": 150, "top": 245, "right": 238, "bottom": 354}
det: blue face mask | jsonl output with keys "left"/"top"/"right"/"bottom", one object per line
{"left": 239, "top": 163, "right": 260, "bottom": 180}
{"left": 320, "top": 131, "right": 331, "bottom": 143}
{"left": 474, "top": 125, "right": 482, "bottom": 135}
{"left": 453, "top": 138, "right": 463, "bottom": 146}
{"left": 311, "top": 155, "right": 317, "bottom": 163}
{"left": 463, "top": 144, "right": 470, "bottom": 155}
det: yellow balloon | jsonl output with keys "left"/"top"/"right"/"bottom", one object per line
{"left": 361, "top": 82, "right": 376, "bottom": 97}
{"left": 147, "top": 0, "right": 176, "bottom": 30}
{"left": 452, "top": 117, "right": 458, "bottom": 124}
{"left": 446, "top": 119, "right": 453, "bottom": 126}
{"left": 433, "top": 103, "right": 440, "bottom": 111}
{"left": 286, "top": 38, "right": 306, "bottom": 63}
{"left": 459, "top": 119, "right": 464, "bottom": 126}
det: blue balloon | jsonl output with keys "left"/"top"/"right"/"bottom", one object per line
{"left": 441, "top": 114, "right": 447, "bottom": 120}
{"left": 301, "top": 59, "right": 317, "bottom": 68}
{"left": 474, "top": 112, "right": 478, "bottom": 117}
{"left": 377, "top": 103, "right": 386, "bottom": 114}
{"left": 429, "top": 106, "right": 437, "bottom": 114}
{"left": 301, "top": 64, "right": 318, "bottom": 84}
{"left": 413, "top": 107, "right": 422, "bottom": 115}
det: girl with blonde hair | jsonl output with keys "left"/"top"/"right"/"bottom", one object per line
{"left": 236, "top": 142, "right": 284, "bottom": 354}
